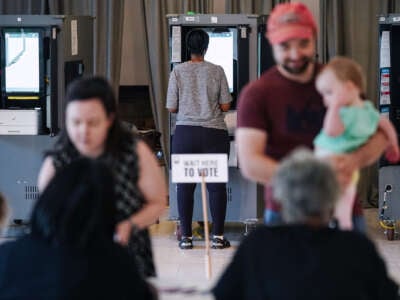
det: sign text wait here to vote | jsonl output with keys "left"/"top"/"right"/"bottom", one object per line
{"left": 171, "top": 154, "right": 228, "bottom": 183}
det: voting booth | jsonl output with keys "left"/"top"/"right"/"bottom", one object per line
{"left": 167, "top": 14, "right": 273, "bottom": 227}
{"left": 0, "top": 15, "right": 93, "bottom": 230}
{"left": 378, "top": 14, "right": 400, "bottom": 227}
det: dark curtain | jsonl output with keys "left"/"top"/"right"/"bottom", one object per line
{"left": 0, "top": 0, "right": 46, "bottom": 14}
{"left": 48, "top": 0, "right": 124, "bottom": 93}
{"left": 321, "top": 0, "right": 400, "bottom": 207}
{"left": 0, "top": 0, "right": 124, "bottom": 94}
{"left": 140, "top": 0, "right": 213, "bottom": 167}
{"left": 47, "top": 0, "right": 93, "bottom": 14}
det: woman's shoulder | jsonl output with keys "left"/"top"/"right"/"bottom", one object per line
{"left": 46, "top": 139, "right": 79, "bottom": 160}
{"left": 119, "top": 128, "right": 139, "bottom": 148}
{"left": 204, "top": 60, "right": 223, "bottom": 70}
{"left": 48, "top": 145, "right": 80, "bottom": 170}
{"left": 172, "top": 61, "right": 191, "bottom": 72}
{"left": 110, "top": 128, "right": 142, "bottom": 163}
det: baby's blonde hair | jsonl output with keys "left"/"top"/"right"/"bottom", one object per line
{"left": 319, "top": 56, "right": 366, "bottom": 96}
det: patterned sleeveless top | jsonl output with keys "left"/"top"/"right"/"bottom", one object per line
{"left": 51, "top": 134, "right": 155, "bottom": 277}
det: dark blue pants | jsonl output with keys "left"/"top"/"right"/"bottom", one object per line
{"left": 172, "top": 125, "right": 230, "bottom": 237}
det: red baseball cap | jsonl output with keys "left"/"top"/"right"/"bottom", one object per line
{"left": 266, "top": 2, "right": 317, "bottom": 45}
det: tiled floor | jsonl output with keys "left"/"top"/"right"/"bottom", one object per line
{"left": 150, "top": 208, "right": 400, "bottom": 298}
{"left": 149, "top": 217, "right": 238, "bottom": 299}
{"left": 150, "top": 221, "right": 238, "bottom": 284}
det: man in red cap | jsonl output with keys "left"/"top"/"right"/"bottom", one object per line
{"left": 236, "top": 2, "right": 388, "bottom": 231}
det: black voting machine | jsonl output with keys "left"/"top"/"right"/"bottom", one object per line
{"left": 0, "top": 15, "right": 93, "bottom": 234}
{"left": 378, "top": 14, "right": 400, "bottom": 236}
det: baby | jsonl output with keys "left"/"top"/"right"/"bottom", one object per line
{"left": 314, "top": 56, "right": 399, "bottom": 230}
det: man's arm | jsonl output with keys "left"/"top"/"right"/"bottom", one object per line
{"left": 332, "top": 129, "right": 388, "bottom": 187}
{"left": 236, "top": 127, "right": 278, "bottom": 184}
{"left": 351, "top": 129, "right": 388, "bottom": 168}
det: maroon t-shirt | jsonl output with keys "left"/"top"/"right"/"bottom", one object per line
{"left": 237, "top": 65, "right": 362, "bottom": 215}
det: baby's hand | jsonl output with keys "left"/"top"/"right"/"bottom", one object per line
{"left": 385, "top": 145, "right": 400, "bottom": 163}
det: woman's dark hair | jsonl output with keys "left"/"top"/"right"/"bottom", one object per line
{"left": 187, "top": 29, "right": 209, "bottom": 56}
{"left": 54, "top": 76, "right": 131, "bottom": 156}
{"left": 30, "top": 158, "right": 116, "bottom": 250}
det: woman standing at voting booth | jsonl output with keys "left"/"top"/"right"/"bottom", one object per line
{"left": 37, "top": 76, "right": 166, "bottom": 277}
{"left": 166, "top": 29, "right": 232, "bottom": 250}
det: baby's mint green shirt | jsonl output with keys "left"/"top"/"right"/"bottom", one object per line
{"left": 314, "top": 101, "right": 380, "bottom": 154}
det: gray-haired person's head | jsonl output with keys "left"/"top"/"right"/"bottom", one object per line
{"left": 272, "top": 149, "right": 339, "bottom": 224}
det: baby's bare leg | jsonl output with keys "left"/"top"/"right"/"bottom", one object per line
{"left": 334, "top": 184, "right": 357, "bottom": 230}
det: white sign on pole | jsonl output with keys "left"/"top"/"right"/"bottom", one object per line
{"left": 171, "top": 154, "right": 228, "bottom": 183}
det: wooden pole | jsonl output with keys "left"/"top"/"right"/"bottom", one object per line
{"left": 200, "top": 171, "right": 211, "bottom": 279}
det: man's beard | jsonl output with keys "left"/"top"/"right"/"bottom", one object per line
{"left": 282, "top": 56, "right": 314, "bottom": 75}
